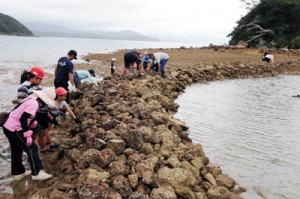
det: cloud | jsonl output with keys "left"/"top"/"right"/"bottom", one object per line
{"left": 1, "top": 0, "right": 246, "bottom": 42}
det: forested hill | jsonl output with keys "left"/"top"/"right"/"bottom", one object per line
{"left": 0, "top": 13, "right": 33, "bottom": 36}
{"left": 228, "top": 0, "right": 300, "bottom": 48}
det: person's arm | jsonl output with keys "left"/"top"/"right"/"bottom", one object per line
{"left": 54, "top": 65, "right": 57, "bottom": 76}
{"left": 66, "top": 105, "right": 76, "bottom": 119}
{"left": 69, "top": 72, "right": 75, "bottom": 87}
{"left": 17, "top": 86, "right": 28, "bottom": 103}
{"left": 20, "top": 112, "right": 32, "bottom": 132}
{"left": 157, "top": 63, "right": 161, "bottom": 73}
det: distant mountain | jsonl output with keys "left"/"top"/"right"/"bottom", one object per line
{"left": 25, "top": 22, "right": 159, "bottom": 42}
{"left": 0, "top": 13, "right": 33, "bottom": 36}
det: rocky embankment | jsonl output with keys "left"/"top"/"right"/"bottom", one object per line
{"left": 12, "top": 61, "right": 293, "bottom": 199}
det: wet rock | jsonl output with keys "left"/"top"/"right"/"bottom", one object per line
{"left": 207, "top": 185, "right": 231, "bottom": 199}
{"left": 78, "top": 149, "right": 99, "bottom": 165}
{"left": 190, "top": 157, "right": 204, "bottom": 170}
{"left": 181, "top": 161, "right": 199, "bottom": 178}
{"left": 79, "top": 181, "right": 109, "bottom": 199}
{"left": 128, "top": 153, "right": 145, "bottom": 167}
{"left": 124, "top": 148, "right": 136, "bottom": 157}
{"left": 129, "top": 191, "right": 150, "bottom": 199}
{"left": 107, "top": 139, "right": 126, "bottom": 155}
{"left": 142, "top": 170, "right": 155, "bottom": 185}
{"left": 128, "top": 173, "right": 139, "bottom": 188}
{"left": 94, "top": 138, "right": 107, "bottom": 150}
{"left": 95, "top": 148, "right": 116, "bottom": 168}
{"left": 150, "top": 185, "right": 177, "bottom": 199}
{"left": 101, "top": 189, "right": 122, "bottom": 199}
{"left": 157, "top": 167, "right": 197, "bottom": 187}
{"left": 165, "top": 155, "right": 181, "bottom": 168}
{"left": 112, "top": 175, "right": 133, "bottom": 198}
{"left": 86, "top": 168, "right": 110, "bottom": 183}
{"left": 140, "top": 142, "right": 154, "bottom": 155}
{"left": 216, "top": 174, "right": 236, "bottom": 191}
{"left": 204, "top": 173, "right": 217, "bottom": 185}
{"left": 109, "top": 159, "right": 127, "bottom": 176}
{"left": 123, "top": 129, "right": 144, "bottom": 150}
{"left": 174, "top": 185, "right": 197, "bottom": 199}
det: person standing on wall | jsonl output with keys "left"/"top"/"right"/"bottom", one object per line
{"left": 54, "top": 50, "right": 77, "bottom": 103}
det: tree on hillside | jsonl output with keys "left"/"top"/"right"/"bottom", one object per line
{"left": 0, "top": 13, "right": 33, "bottom": 36}
{"left": 240, "top": 0, "right": 261, "bottom": 12}
{"left": 228, "top": 0, "right": 300, "bottom": 48}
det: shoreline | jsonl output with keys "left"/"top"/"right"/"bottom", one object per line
{"left": 2, "top": 48, "right": 300, "bottom": 198}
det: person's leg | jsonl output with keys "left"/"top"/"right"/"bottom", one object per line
{"left": 73, "top": 72, "right": 81, "bottom": 88}
{"left": 35, "top": 112, "right": 48, "bottom": 152}
{"left": 160, "top": 59, "right": 169, "bottom": 78}
{"left": 22, "top": 140, "right": 42, "bottom": 176}
{"left": 4, "top": 128, "right": 42, "bottom": 176}
{"left": 3, "top": 128, "right": 26, "bottom": 175}
{"left": 45, "top": 129, "right": 52, "bottom": 148}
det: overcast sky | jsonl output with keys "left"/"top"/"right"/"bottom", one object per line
{"left": 1, "top": 0, "right": 246, "bottom": 43}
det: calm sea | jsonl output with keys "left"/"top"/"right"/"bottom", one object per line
{"left": 0, "top": 35, "right": 202, "bottom": 110}
{"left": 0, "top": 35, "right": 201, "bottom": 69}
{"left": 175, "top": 75, "right": 300, "bottom": 199}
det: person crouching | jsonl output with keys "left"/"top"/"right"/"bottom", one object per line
{"left": 262, "top": 52, "right": 274, "bottom": 63}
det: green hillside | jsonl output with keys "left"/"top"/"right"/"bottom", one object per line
{"left": 228, "top": 0, "right": 300, "bottom": 48}
{"left": 0, "top": 13, "right": 33, "bottom": 36}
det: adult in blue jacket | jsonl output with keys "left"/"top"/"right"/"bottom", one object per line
{"left": 54, "top": 50, "right": 77, "bottom": 103}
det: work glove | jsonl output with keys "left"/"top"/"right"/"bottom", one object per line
{"left": 52, "top": 119, "right": 59, "bottom": 126}
{"left": 23, "top": 130, "right": 33, "bottom": 146}
{"left": 74, "top": 118, "right": 81, "bottom": 124}
{"left": 70, "top": 85, "right": 76, "bottom": 92}
{"left": 32, "top": 124, "right": 45, "bottom": 135}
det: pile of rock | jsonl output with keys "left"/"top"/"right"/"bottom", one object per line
{"left": 17, "top": 63, "right": 286, "bottom": 199}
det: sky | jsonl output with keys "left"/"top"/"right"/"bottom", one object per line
{"left": 1, "top": 0, "right": 247, "bottom": 44}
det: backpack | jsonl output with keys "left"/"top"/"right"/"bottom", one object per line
{"left": 0, "top": 112, "right": 9, "bottom": 127}
{"left": 0, "top": 99, "right": 29, "bottom": 127}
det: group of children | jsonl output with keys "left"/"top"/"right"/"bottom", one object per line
{"left": 2, "top": 66, "right": 80, "bottom": 181}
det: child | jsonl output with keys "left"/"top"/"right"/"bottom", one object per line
{"left": 142, "top": 52, "right": 149, "bottom": 71}
{"left": 3, "top": 88, "right": 55, "bottom": 180}
{"left": 111, "top": 58, "right": 116, "bottom": 76}
{"left": 50, "top": 87, "right": 80, "bottom": 126}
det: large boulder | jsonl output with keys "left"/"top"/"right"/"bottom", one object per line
{"left": 150, "top": 185, "right": 177, "bottom": 199}
{"left": 157, "top": 167, "right": 197, "bottom": 187}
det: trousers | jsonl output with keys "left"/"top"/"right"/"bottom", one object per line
{"left": 3, "top": 127, "right": 42, "bottom": 176}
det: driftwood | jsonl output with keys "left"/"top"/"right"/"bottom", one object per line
{"left": 240, "top": 22, "right": 275, "bottom": 44}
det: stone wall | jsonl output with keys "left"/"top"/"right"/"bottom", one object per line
{"left": 16, "top": 63, "right": 287, "bottom": 199}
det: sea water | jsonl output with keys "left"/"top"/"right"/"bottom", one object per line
{"left": 174, "top": 75, "right": 300, "bottom": 199}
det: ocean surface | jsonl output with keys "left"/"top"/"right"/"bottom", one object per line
{"left": 174, "top": 75, "right": 300, "bottom": 199}
{"left": 0, "top": 35, "right": 202, "bottom": 111}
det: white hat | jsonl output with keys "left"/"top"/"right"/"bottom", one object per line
{"left": 111, "top": 58, "right": 116, "bottom": 61}
{"left": 29, "top": 87, "right": 56, "bottom": 108}
{"left": 144, "top": 52, "right": 148, "bottom": 54}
